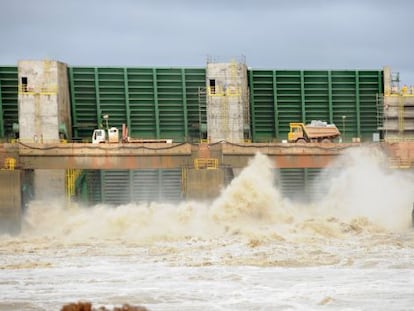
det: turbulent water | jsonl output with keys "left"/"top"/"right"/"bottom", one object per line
{"left": 1, "top": 148, "right": 414, "bottom": 310}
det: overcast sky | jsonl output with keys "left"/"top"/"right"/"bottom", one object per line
{"left": 1, "top": 0, "right": 414, "bottom": 84}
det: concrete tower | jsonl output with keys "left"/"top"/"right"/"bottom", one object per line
{"left": 382, "top": 66, "right": 414, "bottom": 141}
{"left": 206, "top": 60, "right": 250, "bottom": 143}
{"left": 18, "top": 60, "right": 72, "bottom": 200}
{"left": 18, "top": 60, "right": 71, "bottom": 142}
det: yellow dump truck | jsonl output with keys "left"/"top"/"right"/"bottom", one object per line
{"left": 288, "top": 121, "right": 341, "bottom": 143}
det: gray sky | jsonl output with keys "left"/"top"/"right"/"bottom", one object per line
{"left": 1, "top": 0, "right": 414, "bottom": 84}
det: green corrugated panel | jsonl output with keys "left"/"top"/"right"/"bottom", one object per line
{"left": 128, "top": 68, "right": 156, "bottom": 138}
{"left": 78, "top": 169, "right": 182, "bottom": 205}
{"left": 248, "top": 70, "right": 275, "bottom": 142}
{"left": 276, "top": 168, "right": 305, "bottom": 199}
{"left": 156, "top": 68, "right": 185, "bottom": 141}
{"left": 69, "top": 66, "right": 383, "bottom": 142}
{"left": 69, "top": 67, "right": 98, "bottom": 139}
{"left": 102, "top": 170, "right": 130, "bottom": 205}
{"left": 303, "top": 71, "right": 330, "bottom": 123}
{"left": 185, "top": 68, "right": 206, "bottom": 142}
{"left": 0, "top": 66, "right": 18, "bottom": 139}
{"left": 160, "top": 169, "right": 182, "bottom": 201}
{"left": 358, "top": 70, "right": 383, "bottom": 140}
{"left": 275, "top": 71, "right": 303, "bottom": 139}
{"left": 98, "top": 68, "right": 127, "bottom": 131}
{"left": 131, "top": 169, "right": 160, "bottom": 202}
{"left": 95, "top": 169, "right": 182, "bottom": 205}
{"left": 276, "top": 168, "right": 323, "bottom": 201}
{"left": 248, "top": 69, "right": 383, "bottom": 142}
{"left": 331, "top": 71, "right": 358, "bottom": 140}
{"left": 84, "top": 170, "right": 102, "bottom": 205}
{"left": 69, "top": 66, "right": 206, "bottom": 142}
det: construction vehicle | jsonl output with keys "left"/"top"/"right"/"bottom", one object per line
{"left": 92, "top": 124, "right": 172, "bottom": 144}
{"left": 92, "top": 127, "right": 119, "bottom": 144}
{"left": 288, "top": 120, "right": 340, "bottom": 143}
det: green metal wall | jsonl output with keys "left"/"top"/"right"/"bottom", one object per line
{"left": 69, "top": 67, "right": 206, "bottom": 141}
{"left": 0, "top": 66, "right": 383, "bottom": 143}
{"left": 276, "top": 168, "right": 324, "bottom": 201}
{"left": 0, "top": 66, "right": 18, "bottom": 139}
{"left": 249, "top": 70, "right": 383, "bottom": 142}
{"left": 82, "top": 169, "right": 182, "bottom": 205}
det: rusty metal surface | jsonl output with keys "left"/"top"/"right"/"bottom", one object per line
{"left": 381, "top": 141, "right": 414, "bottom": 168}
{"left": 18, "top": 142, "right": 193, "bottom": 169}
{"left": 6, "top": 141, "right": 411, "bottom": 169}
{"left": 220, "top": 142, "right": 360, "bottom": 168}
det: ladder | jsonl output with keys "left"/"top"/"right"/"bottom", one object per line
{"left": 198, "top": 87, "right": 207, "bottom": 141}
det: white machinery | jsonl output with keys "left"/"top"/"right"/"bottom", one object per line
{"left": 92, "top": 125, "right": 172, "bottom": 144}
{"left": 92, "top": 127, "right": 119, "bottom": 144}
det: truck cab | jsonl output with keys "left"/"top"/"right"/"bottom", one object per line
{"left": 92, "top": 129, "right": 106, "bottom": 144}
{"left": 288, "top": 123, "right": 306, "bottom": 142}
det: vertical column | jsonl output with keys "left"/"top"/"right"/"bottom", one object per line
{"left": 0, "top": 78, "right": 4, "bottom": 138}
{"left": 152, "top": 68, "right": 160, "bottom": 139}
{"left": 100, "top": 170, "right": 105, "bottom": 203}
{"left": 383, "top": 66, "right": 391, "bottom": 96}
{"left": 18, "top": 60, "right": 70, "bottom": 201}
{"left": 0, "top": 170, "right": 21, "bottom": 234}
{"left": 94, "top": 68, "right": 102, "bottom": 127}
{"left": 129, "top": 170, "right": 133, "bottom": 202}
{"left": 68, "top": 67, "right": 77, "bottom": 138}
{"left": 328, "top": 71, "right": 333, "bottom": 124}
{"left": 185, "top": 168, "right": 224, "bottom": 200}
{"left": 272, "top": 70, "right": 279, "bottom": 139}
{"left": 248, "top": 71, "right": 256, "bottom": 142}
{"left": 378, "top": 70, "right": 384, "bottom": 95}
{"left": 207, "top": 62, "right": 247, "bottom": 143}
{"left": 123, "top": 68, "right": 131, "bottom": 130}
{"left": 300, "top": 70, "right": 306, "bottom": 122}
{"left": 181, "top": 69, "right": 189, "bottom": 140}
{"left": 355, "top": 71, "right": 361, "bottom": 137}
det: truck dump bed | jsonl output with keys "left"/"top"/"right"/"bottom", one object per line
{"left": 304, "top": 121, "right": 340, "bottom": 139}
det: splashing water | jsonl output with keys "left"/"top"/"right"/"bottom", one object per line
{"left": 17, "top": 147, "right": 414, "bottom": 242}
{"left": 19, "top": 147, "right": 414, "bottom": 242}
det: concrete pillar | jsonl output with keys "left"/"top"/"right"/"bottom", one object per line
{"left": 34, "top": 169, "right": 65, "bottom": 201}
{"left": 185, "top": 168, "right": 224, "bottom": 200}
{"left": 18, "top": 60, "right": 71, "bottom": 200}
{"left": 18, "top": 59, "right": 71, "bottom": 142}
{"left": 0, "top": 170, "right": 22, "bottom": 234}
{"left": 383, "top": 66, "right": 391, "bottom": 96}
{"left": 206, "top": 61, "right": 249, "bottom": 143}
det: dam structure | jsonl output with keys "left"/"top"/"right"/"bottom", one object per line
{"left": 0, "top": 58, "right": 413, "bottom": 231}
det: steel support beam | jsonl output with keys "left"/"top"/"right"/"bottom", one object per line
{"left": 220, "top": 143, "right": 357, "bottom": 168}
{"left": 15, "top": 142, "right": 363, "bottom": 170}
{"left": 0, "top": 79, "right": 4, "bottom": 138}
{"left": 248, "top": 71, "right": 256, "bottom": 142}
{"left": 181, "top": 68, "right": 189, "bottom": 140}
{"left": 18, "top": 143, "right": 193, "bottom": 169}
{"left": 272, "top": 70, "right": 279, "bottom": 138}
{"left": 123, "top": 68, "right": 131, "bottom": 131}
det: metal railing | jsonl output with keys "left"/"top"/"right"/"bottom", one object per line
{"left": 194, "top": 158, "right": 218, "bottom": 169}
{"left": 65, "top": 169, "right": 81, "bottom": 199}
{"left": 4, "top": 157, "right": 16, "bottom": 170}
{"left": 18, "top": 84, "right": 58, "bottom": 95}
{"left": 207, "top": 86, "right": 241, "bottom": 97}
